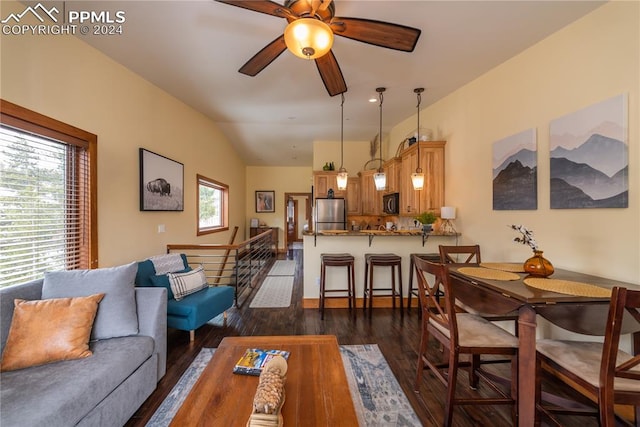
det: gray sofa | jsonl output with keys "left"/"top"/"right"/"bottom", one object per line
{"left": 0, "top": 278, "right": 167, "bottom": 427}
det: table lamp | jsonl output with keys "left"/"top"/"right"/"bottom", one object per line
{"left": 440, "top": 206, "right": 456, "bottom": 234}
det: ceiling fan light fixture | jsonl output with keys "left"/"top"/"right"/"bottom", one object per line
{"left": 284, "top": 18, "right": 334, "bottom": 59}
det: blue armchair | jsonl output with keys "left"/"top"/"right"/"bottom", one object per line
{"left": 135, "top": 254, "right": 234, "bottom": 341}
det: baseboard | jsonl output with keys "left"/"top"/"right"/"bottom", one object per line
{"left": 303, "top": 297, "right": 420, "bottom": 309}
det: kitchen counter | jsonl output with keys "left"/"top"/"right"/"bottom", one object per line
{"left": 304, "top": 230, "right": 457, "bottom": 237}
{"left": 304, "top": 229, "right": 460, "bottom": 247}
{"left": 302, "top": 231, "right": 461, "bottom": 308}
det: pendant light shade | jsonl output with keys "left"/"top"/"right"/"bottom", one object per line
{"left": 411, "top": 171, "right": 425, "bottom": 190}
{"left": 284, "top": 18, "right": 334, "bottom": 60}
{"left": 374, "top": 171, "right": 386, "bottom": 190}
{"left": 336, "top": 94, "right": 348, "bottom": 191}
{"left": 336, "top": 171, "right": 348, "bottom": 190}
{"left": 374, "top": 87, "right": 386, "bottom": 191}
{"left": 412, "top": 88, "right": 425, "bottom": 190}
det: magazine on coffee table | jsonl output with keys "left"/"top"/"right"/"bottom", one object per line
{"left": 232, "top": 348, "right": 290, "bottom": 376}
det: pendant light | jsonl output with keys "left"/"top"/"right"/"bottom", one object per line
{"left": 374, "top": 87, "right": 386, "bottom": 191}
{"left": 336, "top": 93, "right": 348, "bottom": 191}
{"left": 411, "top": 88, "right": 425, "bottom": 190}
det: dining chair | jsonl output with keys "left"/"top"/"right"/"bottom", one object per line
{"left": 413, "top": 257, "right": 519, "bottom": 426}
{"left": 439, "top": 244, "right": 482, "bottom": 265}
{"left": 536, "top": 286, "right": 640, "bottom": 427}
{"left": 439, "top": 245, "right": 520, "bottom": 334}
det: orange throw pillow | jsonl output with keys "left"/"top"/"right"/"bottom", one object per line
{"left": 0, "top": 293, "right": 104, "bottom": 372}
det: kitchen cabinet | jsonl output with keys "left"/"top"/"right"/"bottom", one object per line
{"left": 313, "top": 171, "right": 346, "bottom": 199}
{"left": 346, "top": 177, "right": 361, "bottom": 215}
{"left": 400, "top": 141, "right": 445, "bottom": 217}
{"left": 358, "top": 169, "right": 382, "bottom": 216}
{"left": 313, "top": 171, "right": 359, "bottom": 214}
{"left": 383, "top": 157, "right": 402, "bottom": 194}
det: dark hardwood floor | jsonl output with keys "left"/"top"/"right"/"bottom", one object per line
{"left": 126, "top": 248, "right": 604, "bottom": 427}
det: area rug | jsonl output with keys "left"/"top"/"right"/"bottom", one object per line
{"left": 267, "top": 260, "right": 296, "bottom": 276}
{"left": 145, "top": 344, "right": 420, "bottom": 427}
{"left": 248, "top": 276, "right": 294, "bottom": 308}
{"left": 145, "top": 348, "right": 215, "bottom": 426}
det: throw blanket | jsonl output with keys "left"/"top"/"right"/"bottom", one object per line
{"left": 149, "top": 254, "right": 185, "bottom": 275}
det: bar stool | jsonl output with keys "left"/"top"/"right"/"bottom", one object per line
{"left": 407, "top": 253, "right": 440, "bottom": 312}
{"left": 319, "top": 253, "right": 355, "bottom": 320}
{"left": 363, "top": 253, "right": 403, "bottom": 313}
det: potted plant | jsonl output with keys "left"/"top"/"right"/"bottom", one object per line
{"left": 414, "top": 211, "right": 437, "bottom": 232}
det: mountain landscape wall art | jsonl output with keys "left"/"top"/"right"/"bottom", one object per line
{"left": 549, "top": 94, "right": 628, "bottom": 209}
{"left": 493, "top": 128, "right": 537, "bottom": 210}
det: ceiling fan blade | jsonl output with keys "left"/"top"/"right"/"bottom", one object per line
{"left": 315, "top": 50, "right": 347, "bottom": 96}
{"left": 239, "top": 35, "right": 287, "bottom": 76}
{"left": 215, "top": 0, "right": 293, "bottom": 19}
{"left": 330, "top": 17, "right": 421, "bottom": 52}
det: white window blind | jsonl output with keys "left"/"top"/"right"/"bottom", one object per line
{"left": 0, "top": 123, "right": 91, "bottom": 287}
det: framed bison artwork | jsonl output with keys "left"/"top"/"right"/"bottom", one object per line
{"left": 139, "top": 148, "right": 184, "bottom": 211}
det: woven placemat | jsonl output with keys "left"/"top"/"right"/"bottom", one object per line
{"left": 480, "top": 262, "right": 526, "bottom": 273}
{"left": 457, "top": 267, "right": 520, "bottom": 281}
{"left": 523, "top": 277, "right": 612, "bottom": 297}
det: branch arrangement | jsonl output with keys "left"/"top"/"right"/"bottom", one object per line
{"left": 510, "top": 224, "right": 539, "bottom": 251}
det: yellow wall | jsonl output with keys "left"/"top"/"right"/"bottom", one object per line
{"left": 1, "top": 1, "right": 246, "bottom": 267}
{"left": 2, "top": 1, "right": 638, "bottom": 286}
{"left": 245, "top": 166, "right": 313, "bottom": 248}
{"left": 391, "top": 1, "right": 639, "bottom": 284}
{"left": 313, "top": 140, "right": 374, "bottom": 174}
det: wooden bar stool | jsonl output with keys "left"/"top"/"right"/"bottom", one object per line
{"left": 407, "top": 253, "right": 440, "bottom": 312}
{"left": 363, "top": 253, "right": 403, "bottom": 313}
{"left": 319, "top": 253, "right": 355, "bottom": 320}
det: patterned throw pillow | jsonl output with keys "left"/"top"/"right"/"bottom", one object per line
{"left": 149, "top": 267, "right": 192, "bottom": 300}
{"left": 167, "top": 266, "right": 208, "bottom": 301}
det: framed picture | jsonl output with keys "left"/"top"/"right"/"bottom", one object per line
{"left": 549, "top": 93, "right": 628, "bottom": 209}
{"left": 255, "top": 190, "right": 275, "bottom": 213}
{"left": 139, "top": 148, "right": 184, "bottom": 211}
{"left": 492, "top": 128, "right": 538, "bottom": 211}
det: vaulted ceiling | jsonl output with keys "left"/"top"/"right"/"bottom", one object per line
{"left": 78, "top": 1, "right": 605, "bottom": 166}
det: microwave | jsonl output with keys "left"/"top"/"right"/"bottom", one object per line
{"left": 383, "top": 193, "right": 400, "bottom": 215}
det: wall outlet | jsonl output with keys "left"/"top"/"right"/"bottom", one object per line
{"left": 157, "top": 224, "right": 165, "bottom": 233}
{"left": 315, "top": 277, "right": 320, "bottom": 286}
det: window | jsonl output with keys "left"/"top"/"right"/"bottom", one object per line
{"left": 197, "top": 174, "right": 228, "bottom": 235}
{"left": 0, "top": 100, "right": 97, "bottom": 288}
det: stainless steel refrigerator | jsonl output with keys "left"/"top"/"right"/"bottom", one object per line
{"left": 314, "top": 198, "right": 346, "bottom": 231}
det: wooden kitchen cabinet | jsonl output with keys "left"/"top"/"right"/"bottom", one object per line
{"left": 313, "top": 171, "right": 346, "bottom": 199}
{"left": 400, "top": 141, "right": 445, "bottom": 217}
{"left": 383, "top": 157, "right": 402, "bottom": 194}
{"left": 346, "top": 177, "right": 361, "bottom": 215}
{"left": 359, "top": 169, "right": 382, "bottom": 216}
{"left": 313, "top": 171, "right": 359, "bottom": 213}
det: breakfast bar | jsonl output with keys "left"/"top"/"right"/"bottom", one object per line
{"left": 302, "top": 230, "right": 460, "bottom": 308}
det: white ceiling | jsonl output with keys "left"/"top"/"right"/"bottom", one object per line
{"left": 77, "top": 0, "right": 605, "bottom": 167}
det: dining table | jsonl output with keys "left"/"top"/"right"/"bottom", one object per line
{"left": 448, "top": 263, "right": 640, "bottom": 427}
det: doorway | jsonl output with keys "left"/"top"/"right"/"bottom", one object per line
{"left": 283, "top": 192, "right": 312, "bottom": 251}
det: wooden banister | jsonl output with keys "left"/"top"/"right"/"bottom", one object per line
{"left": 166, "top": 229, "right": 275, "bottom": 307}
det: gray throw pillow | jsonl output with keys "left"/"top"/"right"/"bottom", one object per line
{"left": 42, "top": 262, "right": 139, "bottom": 340}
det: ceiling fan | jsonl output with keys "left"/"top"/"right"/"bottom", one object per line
{"left": 215, "top": 0, "right": 421, "bottom": 96}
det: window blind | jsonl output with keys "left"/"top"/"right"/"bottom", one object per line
{"left": 0, "top": 124, "right": 91, "bottom": 287}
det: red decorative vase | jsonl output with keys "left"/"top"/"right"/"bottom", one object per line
{"left": 523, "top": 250, "right": 554, "bottom": 277}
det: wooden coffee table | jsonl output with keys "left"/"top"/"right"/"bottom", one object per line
{"left": 170, "top": 335, "right": 358, "bottom": 426}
